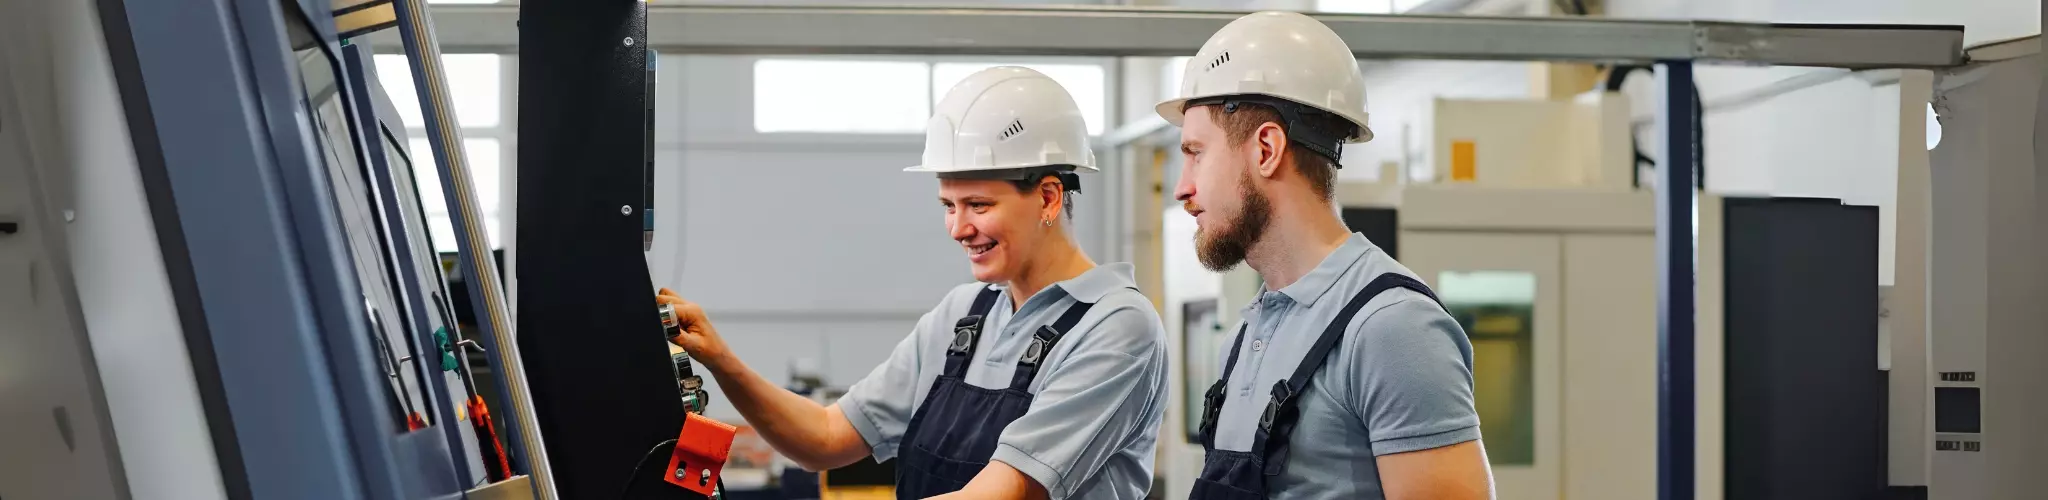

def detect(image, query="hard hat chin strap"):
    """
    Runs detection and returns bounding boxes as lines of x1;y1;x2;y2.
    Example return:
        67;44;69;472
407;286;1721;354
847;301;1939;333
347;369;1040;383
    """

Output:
1187;96;1348;166
1056;171;1083;194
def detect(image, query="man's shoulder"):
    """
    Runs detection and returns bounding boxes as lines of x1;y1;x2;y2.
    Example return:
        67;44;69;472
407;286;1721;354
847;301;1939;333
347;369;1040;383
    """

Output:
1332;254;1447;334
1315;262;1463;385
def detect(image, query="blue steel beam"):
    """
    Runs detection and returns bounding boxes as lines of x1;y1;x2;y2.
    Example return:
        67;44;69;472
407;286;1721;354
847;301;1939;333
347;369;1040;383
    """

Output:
1654;60;1698;500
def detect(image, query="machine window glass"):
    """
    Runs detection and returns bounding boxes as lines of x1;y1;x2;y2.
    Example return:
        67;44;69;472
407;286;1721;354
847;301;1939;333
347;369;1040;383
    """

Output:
931;62;1107;135
409;138;503;252
373;55;422;126
373;53;502;128
752;59;931;134
1439;270;1537;466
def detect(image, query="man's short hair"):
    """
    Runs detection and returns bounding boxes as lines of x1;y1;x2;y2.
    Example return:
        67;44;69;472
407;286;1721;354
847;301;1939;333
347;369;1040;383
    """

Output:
1211;102;1348;201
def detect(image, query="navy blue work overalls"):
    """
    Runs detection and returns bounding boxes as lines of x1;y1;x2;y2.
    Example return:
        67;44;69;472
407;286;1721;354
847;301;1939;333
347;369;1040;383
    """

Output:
894;286;1097;498
1189;274;1443;499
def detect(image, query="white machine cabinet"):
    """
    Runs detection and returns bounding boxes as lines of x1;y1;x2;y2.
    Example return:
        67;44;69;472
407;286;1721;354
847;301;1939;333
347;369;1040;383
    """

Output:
1386;186;1660;500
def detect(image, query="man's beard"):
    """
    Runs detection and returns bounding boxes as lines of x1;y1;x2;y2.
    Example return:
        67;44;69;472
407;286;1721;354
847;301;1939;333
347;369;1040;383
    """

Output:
1195;169;1272;272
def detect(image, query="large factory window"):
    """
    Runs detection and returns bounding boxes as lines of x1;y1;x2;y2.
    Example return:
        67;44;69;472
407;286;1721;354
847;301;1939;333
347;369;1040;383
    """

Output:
752;58;1109;136
752;59;931;134
375;53;511;252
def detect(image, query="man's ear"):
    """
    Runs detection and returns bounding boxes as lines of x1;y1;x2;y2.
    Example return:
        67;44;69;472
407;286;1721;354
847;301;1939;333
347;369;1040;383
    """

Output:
1253;121;1287;179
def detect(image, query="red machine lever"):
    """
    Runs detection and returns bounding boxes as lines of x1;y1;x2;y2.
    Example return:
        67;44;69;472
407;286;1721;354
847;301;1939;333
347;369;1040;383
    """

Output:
664;412;737;496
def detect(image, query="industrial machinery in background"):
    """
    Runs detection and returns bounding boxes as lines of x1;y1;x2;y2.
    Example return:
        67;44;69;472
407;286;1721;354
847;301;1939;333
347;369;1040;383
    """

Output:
1361;90;1892;499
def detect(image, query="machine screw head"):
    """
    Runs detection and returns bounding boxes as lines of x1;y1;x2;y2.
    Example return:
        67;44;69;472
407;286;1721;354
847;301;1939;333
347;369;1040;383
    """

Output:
621;205;634;215
624;37;635;46
675;468;687;478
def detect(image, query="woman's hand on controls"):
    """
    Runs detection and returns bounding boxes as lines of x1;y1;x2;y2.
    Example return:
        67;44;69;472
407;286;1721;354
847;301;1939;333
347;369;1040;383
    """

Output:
657;288;733;369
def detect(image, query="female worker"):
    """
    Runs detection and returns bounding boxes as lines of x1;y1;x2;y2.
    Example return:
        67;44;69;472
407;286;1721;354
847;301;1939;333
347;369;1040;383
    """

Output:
657;66;1169;500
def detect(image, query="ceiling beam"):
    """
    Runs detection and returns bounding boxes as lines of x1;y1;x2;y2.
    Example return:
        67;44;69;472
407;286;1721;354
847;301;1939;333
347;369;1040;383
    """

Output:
367;3;1964;68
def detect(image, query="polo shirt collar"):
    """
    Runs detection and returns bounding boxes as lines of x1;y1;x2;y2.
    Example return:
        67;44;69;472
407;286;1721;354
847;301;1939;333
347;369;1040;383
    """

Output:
1272;233;1373;308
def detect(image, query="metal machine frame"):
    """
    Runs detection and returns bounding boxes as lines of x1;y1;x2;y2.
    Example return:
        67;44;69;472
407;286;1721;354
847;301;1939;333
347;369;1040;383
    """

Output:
96;0;473;498
94;1;1969;499
506;1;706;498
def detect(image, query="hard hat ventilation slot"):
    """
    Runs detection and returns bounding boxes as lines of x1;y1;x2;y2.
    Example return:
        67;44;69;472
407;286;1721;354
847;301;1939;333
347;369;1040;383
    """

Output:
999;119;1026;141
1207;52;1232;70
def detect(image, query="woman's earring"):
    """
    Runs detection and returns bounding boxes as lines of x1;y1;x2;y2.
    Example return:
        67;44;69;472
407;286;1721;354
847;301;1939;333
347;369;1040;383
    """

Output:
1043;218;1053;228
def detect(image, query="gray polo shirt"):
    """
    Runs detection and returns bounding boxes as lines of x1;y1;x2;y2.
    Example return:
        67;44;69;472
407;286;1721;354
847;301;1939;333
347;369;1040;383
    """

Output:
1211;233;1479;499
839;263;1168;500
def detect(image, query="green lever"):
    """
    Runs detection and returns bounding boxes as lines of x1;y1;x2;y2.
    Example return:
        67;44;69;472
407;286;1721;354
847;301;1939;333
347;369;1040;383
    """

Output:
435;327;459;372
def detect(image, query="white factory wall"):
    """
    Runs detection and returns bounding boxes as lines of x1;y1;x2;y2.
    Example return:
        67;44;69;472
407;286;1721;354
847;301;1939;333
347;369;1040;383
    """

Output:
0;1;228;499
644;52;1127;422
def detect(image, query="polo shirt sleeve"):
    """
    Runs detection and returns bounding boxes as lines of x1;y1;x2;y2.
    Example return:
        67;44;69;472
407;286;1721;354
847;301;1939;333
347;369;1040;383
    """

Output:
992;302;1168;499
1346;294;1482;456
836;287;957;462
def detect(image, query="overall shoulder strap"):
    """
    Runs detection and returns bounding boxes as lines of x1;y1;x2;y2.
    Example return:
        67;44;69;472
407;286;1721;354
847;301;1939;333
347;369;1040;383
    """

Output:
1007;298;1100;390
943;286;1003;377
1256;273;1440;475
1283;273;1437;388
1198;324;1249;450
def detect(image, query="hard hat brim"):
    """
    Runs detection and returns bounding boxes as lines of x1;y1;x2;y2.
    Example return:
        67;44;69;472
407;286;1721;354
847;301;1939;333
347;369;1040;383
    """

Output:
903;162;1101;175
1155;93;1375;144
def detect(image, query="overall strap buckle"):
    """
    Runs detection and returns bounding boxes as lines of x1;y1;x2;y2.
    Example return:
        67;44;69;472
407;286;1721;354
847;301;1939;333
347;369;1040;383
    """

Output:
1258;380;1304;477
948;316;982;356
1008;297;1097;392
1019;326;1057;366
1258;380;1296;434
950;285;1003;358
1198;381;1227;445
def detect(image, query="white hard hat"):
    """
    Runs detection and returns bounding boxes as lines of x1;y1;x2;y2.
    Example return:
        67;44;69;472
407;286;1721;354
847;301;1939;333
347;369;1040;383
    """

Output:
906;66;1098;180
1156;11;1374;161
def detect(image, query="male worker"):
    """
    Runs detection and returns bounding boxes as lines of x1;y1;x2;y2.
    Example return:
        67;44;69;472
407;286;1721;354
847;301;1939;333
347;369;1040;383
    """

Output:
1160;11;1495;500
660;67;1169;499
